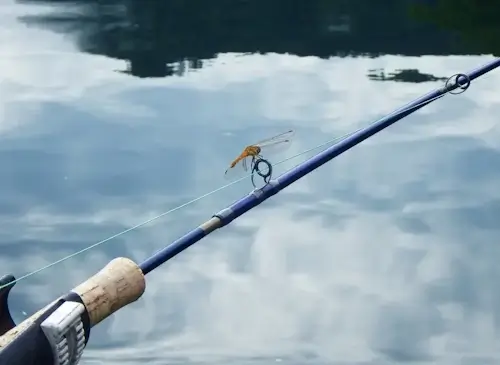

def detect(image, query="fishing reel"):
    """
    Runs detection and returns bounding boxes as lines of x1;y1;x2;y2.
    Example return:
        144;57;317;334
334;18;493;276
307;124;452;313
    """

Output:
0;257;145;365
0;274;16;337
250;156;273;189
0;273;87;365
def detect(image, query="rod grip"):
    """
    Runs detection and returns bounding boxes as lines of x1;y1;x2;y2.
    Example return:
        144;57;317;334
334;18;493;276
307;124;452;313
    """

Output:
72;257;146;326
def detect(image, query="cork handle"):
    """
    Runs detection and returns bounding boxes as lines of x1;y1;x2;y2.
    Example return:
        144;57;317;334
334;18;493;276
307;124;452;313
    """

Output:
72;257;146;326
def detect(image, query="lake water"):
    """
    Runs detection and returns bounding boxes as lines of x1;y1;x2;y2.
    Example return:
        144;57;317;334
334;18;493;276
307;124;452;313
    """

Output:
1;1;500;364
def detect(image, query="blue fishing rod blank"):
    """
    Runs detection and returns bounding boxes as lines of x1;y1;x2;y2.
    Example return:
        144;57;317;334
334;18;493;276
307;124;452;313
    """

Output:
140;58;500;275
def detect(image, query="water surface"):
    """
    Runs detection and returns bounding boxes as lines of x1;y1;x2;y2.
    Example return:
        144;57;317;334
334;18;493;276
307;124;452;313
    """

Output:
1;1;500;364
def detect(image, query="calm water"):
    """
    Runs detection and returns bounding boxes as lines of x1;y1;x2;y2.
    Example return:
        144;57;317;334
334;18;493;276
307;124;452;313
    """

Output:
1;1;500;364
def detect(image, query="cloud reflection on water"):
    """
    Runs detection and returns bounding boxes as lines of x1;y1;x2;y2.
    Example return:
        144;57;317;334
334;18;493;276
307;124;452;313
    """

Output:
1;2;500;364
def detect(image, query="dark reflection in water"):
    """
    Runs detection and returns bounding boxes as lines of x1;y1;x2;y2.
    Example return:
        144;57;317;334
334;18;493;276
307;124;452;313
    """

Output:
367;69;449;83
18;0;496;78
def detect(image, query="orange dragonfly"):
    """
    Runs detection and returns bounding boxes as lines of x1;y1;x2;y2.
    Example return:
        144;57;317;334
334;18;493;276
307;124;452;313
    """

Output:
224;129;295;179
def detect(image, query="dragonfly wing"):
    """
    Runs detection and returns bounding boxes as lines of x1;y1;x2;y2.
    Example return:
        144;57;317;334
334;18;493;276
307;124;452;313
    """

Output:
242;155;248;171
254;129;295;147
254;130;295;156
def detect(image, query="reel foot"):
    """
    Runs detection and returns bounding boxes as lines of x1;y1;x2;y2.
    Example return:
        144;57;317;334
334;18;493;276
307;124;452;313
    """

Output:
0;274;16;336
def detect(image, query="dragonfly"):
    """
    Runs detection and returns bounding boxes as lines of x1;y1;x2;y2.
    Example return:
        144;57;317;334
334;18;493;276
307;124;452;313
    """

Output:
224;129;295;180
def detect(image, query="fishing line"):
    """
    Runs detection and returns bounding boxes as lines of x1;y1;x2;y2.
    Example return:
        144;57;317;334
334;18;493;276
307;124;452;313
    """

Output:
0;73;470;290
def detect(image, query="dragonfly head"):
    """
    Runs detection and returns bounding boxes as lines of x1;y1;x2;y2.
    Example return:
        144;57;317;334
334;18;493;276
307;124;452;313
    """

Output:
251;146;261;155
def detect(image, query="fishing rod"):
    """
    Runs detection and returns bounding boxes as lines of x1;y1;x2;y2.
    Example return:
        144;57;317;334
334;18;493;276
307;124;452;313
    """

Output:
0;58;499;365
